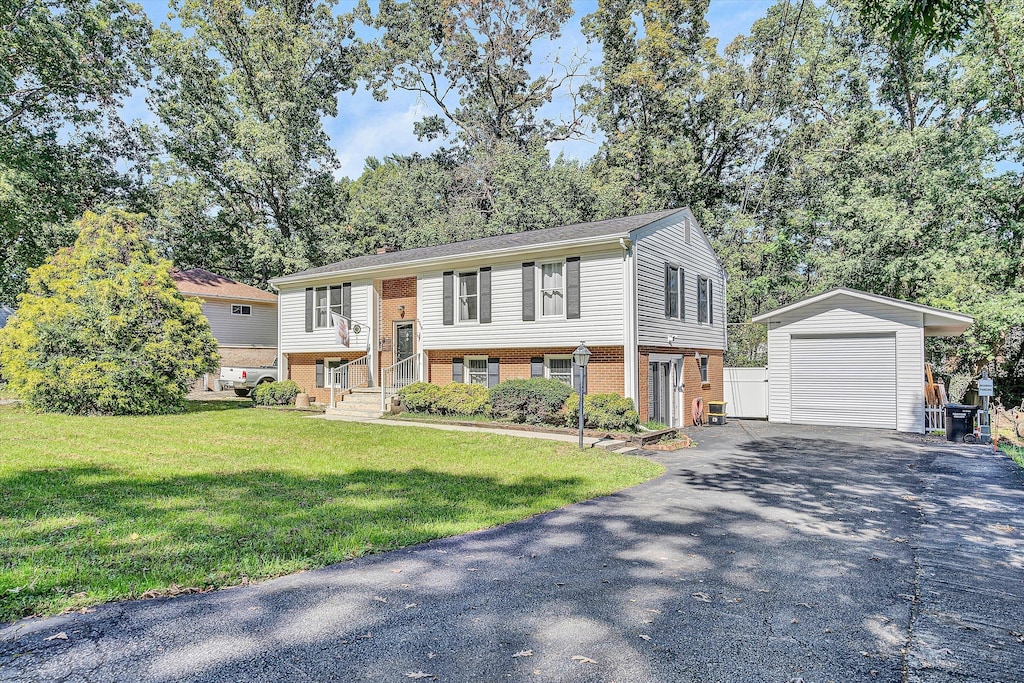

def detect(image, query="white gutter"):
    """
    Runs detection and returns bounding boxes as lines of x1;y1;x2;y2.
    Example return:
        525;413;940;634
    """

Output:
179;292;278;304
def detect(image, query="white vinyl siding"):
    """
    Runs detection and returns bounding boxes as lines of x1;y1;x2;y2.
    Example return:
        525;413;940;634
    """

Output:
789;335;897;429
764;293;926;433
635;211;726;349
418;248;624;349
278;280;373;353
200;300;277;347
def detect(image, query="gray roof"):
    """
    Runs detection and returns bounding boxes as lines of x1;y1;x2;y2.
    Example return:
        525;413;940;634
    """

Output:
274;208;686;283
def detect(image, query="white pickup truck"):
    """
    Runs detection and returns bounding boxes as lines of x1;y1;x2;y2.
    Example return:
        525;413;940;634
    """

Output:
219;359;279;397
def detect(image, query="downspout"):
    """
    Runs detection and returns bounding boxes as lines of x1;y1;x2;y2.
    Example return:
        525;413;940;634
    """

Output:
621;236;638;406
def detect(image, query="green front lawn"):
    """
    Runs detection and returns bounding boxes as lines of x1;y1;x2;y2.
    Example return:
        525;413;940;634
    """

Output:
0;401;662;621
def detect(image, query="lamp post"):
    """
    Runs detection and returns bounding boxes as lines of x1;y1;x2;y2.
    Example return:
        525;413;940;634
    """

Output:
573;341;591;449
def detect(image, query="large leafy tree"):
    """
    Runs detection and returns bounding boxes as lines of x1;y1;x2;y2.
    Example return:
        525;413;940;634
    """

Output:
0;209;219;414
0;0;151;304
148;0;356;284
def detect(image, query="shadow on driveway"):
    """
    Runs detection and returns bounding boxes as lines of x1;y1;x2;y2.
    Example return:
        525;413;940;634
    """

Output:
2;421;1022;683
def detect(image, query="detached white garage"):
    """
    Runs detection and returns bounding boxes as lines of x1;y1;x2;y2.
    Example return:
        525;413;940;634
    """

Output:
752;289;973;433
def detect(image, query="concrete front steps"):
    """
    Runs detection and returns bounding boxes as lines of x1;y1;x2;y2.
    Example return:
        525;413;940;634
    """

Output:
325;387;385;419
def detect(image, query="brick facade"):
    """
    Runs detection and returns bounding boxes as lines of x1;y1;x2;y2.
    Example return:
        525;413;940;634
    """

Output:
379;276;417;371
286;351;367;403
637;346;724;424
426;346;625;396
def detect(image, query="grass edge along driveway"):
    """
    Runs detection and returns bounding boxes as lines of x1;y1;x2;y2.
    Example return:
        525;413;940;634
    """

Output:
0;402;662;622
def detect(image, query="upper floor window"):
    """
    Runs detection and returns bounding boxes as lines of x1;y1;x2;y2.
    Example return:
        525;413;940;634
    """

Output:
698;276;713;324
231;304;252;316
315;287;330;328
458;272;478;322
540;261;564;317
665;265;683;320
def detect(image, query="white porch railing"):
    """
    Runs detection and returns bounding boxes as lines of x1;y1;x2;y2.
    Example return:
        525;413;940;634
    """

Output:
381;352;421;411
329;355;370;407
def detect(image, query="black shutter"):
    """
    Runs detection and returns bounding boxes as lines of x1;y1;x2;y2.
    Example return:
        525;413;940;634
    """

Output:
566;257;581;319
305;287;314;332
487;357;500;388
708;279;714;325
530;357;544;378
315;359;324;388
329;285;342;321
680;268;685;320
343;282;352;319
479;267;491;324
664;265;672;317
521;262;535;321
443;271;454;326
452;357;463;383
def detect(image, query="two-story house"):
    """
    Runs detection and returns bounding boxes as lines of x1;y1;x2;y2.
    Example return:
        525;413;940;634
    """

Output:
172;268;278;390
269;208;727;426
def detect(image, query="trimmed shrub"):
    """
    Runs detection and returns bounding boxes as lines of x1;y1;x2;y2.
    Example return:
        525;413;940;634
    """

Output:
489;378;573;424
435;383;489;415
251;380;300;406
398;382;441;413
566;393;640;432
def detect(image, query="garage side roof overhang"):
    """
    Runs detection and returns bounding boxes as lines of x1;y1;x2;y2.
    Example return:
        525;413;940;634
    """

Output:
751;287;974;337
269;208;686;287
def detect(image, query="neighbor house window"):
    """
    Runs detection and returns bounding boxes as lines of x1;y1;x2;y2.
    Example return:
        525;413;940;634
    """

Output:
465;356;488;385
698;276;712;324
545;355;574;388
700;355;709;383
458;272;478;322
231;304;252;316
665;265;683;319
540;261;564;317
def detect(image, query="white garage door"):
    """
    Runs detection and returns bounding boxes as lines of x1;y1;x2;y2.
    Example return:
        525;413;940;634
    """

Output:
790;334;897;429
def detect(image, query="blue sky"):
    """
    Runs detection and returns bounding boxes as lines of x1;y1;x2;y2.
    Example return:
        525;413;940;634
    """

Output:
129;0;775;179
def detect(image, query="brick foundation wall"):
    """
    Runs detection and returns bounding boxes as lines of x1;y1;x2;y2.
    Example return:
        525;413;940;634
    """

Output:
379;277;417;371
286;351;368;403
637;346;724;424
426;346;625;396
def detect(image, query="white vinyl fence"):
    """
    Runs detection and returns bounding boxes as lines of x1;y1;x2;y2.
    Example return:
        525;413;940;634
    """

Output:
723;367;769;419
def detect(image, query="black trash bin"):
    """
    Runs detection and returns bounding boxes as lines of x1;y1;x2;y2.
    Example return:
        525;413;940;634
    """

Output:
944;404;980;442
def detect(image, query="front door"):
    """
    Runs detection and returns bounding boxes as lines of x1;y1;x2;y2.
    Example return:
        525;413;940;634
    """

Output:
395;322;415;363
649;361;671;426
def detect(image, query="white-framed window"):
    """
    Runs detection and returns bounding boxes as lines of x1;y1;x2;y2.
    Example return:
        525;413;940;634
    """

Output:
539;261;565;317
458;272;478;322
697;276;712;324
665;264;683;320
465;356;488;385
231;304;252;316
313;285;345;329
545;355;575;388
700;355;709;383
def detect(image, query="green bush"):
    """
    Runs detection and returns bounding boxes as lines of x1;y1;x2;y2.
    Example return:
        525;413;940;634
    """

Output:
0;209;219;415
489;378;573;424
251;380;300;406
398;382;441;413
435;382;490;415
566;393;640;432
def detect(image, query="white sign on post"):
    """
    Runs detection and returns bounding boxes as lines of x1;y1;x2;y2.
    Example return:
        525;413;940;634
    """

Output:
978;378;994;397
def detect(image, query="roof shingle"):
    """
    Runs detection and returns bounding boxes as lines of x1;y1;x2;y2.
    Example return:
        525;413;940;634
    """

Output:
171;269;277;303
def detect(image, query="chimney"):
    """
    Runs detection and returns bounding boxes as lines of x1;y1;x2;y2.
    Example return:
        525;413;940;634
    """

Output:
376;246;395;254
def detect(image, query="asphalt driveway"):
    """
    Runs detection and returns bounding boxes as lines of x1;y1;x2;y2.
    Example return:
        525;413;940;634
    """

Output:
2;421;1023;682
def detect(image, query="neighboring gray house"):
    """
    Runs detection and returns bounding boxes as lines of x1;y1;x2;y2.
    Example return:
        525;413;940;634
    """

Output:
753;288;973;433
172;269;278;389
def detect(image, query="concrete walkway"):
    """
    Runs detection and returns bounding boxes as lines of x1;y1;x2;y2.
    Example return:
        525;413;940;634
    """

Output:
317;413;628;449
2;421;1022;682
